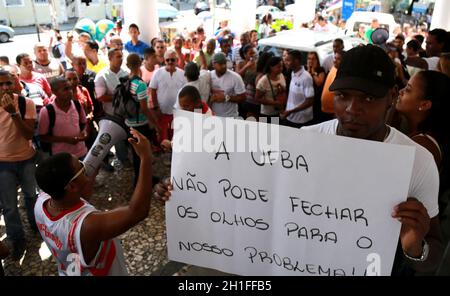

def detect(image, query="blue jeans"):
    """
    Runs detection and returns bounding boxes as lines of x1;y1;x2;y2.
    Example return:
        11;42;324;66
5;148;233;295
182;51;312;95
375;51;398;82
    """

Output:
0;155;38;242
114;140;129;164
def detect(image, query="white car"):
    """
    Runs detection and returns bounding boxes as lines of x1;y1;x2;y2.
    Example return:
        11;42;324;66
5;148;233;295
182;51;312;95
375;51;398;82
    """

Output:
257;28;366;66
256;5;290;20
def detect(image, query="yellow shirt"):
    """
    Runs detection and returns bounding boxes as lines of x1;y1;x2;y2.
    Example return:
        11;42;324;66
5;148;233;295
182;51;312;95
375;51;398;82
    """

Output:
87;57;109;74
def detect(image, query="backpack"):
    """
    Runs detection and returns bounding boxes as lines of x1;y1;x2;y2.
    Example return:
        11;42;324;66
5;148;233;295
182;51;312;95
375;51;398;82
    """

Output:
52;44;62;59
112;76;141;121
18;96;26;119
41;101;84;155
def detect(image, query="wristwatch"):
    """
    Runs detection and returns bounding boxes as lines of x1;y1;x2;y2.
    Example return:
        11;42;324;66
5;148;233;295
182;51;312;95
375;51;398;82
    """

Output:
225;95;231;102
403;240;430;262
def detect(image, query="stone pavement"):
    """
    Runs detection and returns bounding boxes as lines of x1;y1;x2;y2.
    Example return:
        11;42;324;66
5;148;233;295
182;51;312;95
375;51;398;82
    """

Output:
0;152;190;276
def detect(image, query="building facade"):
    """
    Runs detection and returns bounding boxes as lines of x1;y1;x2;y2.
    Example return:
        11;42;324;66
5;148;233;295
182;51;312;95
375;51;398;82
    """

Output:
0;0;170;27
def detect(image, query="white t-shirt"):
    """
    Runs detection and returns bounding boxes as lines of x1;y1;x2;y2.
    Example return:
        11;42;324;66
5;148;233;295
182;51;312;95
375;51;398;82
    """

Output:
188;70;211;103
174;71;211;110
322;53;334;73
150;67;187;115
94;68;129;115
256;74;286;116
286;67;315;124
302;119;439;218
313;23;332;32
210;69;246;118
424;57;439;71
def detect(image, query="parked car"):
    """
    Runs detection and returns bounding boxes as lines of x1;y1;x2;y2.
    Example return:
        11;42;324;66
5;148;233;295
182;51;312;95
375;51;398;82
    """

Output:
257;29;366;65
256;5;290;21
0;25;14;43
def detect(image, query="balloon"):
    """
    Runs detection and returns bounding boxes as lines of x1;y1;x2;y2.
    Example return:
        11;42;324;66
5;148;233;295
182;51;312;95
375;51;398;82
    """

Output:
95;19;115;42
74;18;96;39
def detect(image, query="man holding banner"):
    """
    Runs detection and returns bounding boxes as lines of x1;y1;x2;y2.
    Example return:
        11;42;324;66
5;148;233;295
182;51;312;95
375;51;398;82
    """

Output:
302;44;443;275
155;45;443;276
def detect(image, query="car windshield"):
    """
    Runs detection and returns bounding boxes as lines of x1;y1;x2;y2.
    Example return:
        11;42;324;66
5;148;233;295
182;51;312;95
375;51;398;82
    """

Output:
353;21;390;33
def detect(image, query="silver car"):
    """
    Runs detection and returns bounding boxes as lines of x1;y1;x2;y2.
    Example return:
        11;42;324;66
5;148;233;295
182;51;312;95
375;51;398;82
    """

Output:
0;25;14;43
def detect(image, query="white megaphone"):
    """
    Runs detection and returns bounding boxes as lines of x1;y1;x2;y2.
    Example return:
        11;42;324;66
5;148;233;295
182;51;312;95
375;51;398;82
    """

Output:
83;115;128;177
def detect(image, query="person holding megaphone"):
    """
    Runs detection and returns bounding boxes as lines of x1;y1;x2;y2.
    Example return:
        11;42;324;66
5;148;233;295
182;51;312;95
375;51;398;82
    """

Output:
34;128;152;276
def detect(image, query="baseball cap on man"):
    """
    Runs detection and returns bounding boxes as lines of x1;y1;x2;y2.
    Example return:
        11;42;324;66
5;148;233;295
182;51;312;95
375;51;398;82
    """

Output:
329;45;395;97
212;52;227;64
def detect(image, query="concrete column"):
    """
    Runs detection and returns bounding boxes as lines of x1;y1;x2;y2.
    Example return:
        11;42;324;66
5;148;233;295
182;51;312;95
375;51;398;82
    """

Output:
49;0;59;29
293;0;316;29
230;0;257;37
123;0;159;44
58;0;68;23
430;0;450;31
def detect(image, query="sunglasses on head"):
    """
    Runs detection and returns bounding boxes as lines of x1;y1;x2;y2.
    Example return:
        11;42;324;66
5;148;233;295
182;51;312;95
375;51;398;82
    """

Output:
166;58;176;63
65;160;86;189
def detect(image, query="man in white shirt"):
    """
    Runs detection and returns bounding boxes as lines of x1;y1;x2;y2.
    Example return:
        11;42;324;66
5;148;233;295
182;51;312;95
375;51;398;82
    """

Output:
303;45;443;276
150;50;187;141
209;53;246;118
313;16;332;32
94;49;130;166
281;50;315;128
424;28;448;71
182;62;210;104
94;49;128;117
321;38;344;73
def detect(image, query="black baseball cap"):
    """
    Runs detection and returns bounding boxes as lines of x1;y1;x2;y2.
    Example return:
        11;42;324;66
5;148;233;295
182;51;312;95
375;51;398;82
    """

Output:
329;45;396;98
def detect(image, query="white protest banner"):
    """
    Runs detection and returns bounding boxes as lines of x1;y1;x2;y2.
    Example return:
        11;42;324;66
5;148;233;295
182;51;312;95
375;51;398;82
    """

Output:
166;110;416;276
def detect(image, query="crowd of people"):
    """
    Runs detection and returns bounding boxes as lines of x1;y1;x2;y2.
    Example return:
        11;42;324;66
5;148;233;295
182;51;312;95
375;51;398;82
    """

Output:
1;13;450;276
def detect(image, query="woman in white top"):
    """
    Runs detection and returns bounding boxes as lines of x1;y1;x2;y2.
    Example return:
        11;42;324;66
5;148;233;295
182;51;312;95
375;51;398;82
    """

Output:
255;56;286;119
258;13;273;39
